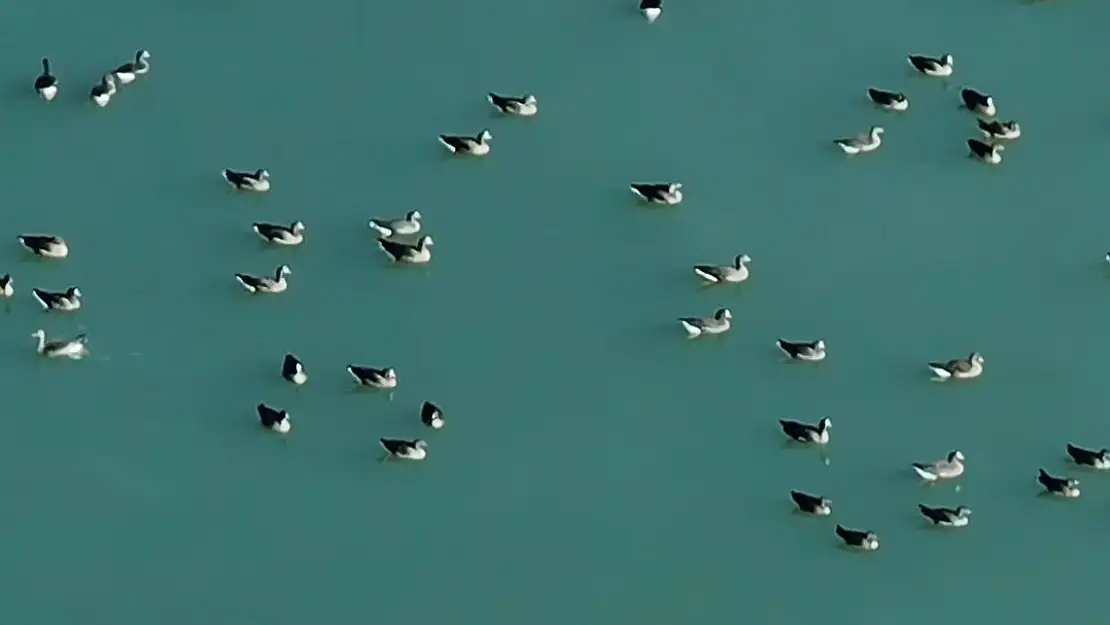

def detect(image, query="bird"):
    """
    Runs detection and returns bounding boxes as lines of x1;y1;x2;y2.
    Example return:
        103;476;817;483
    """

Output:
967;139;1004;164
867;88;908;111
918;504;972;527
779;417;831;445
31;329;87;359
639;0;662;22
678;308;732;338
438;130;492;155
790;490;832;516
235;265;291;294
776;339;827;362
0;274;13;297
222;168;271;192
487;93;538;116
908;53;954;77
380;438;428;461
912;450;965;481
693;254;751;284
113;49;151;84
281;354;307;385
378;235;433;264
17;234;68;258
835;126;884;155
977;119;1021;141
34;57;58;101
1066;443;1110;469
257;403;291;434
835;525;879;551
421;401;445;429
368;210;422;238
252;221;305;245
928;352;984;380
960;87;996;116
1038;468;1080;498
32;286;82;312
630;183;683;205
347;365;398;389
89;73;116;107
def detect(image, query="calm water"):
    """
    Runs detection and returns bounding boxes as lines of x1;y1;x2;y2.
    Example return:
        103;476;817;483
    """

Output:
2;0;1110;622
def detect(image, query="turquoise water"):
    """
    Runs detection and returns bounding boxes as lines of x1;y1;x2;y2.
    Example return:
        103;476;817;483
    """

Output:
3;0;1110;622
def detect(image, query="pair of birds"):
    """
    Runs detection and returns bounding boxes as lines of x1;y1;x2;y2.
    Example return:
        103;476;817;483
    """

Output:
368;210;434;264
1032;443;1110;499
32;50;150;104
278;354;404;396
791;490;972;528
435;91;539;156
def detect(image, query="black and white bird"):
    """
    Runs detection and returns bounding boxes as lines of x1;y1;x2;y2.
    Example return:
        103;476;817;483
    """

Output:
960;87;996;117
678;308;732;338
928;352;984;380
31;329;88;359
438;130;492;155
967;138;1004;164
639;0;662;22
835;525;879;551
908;53;953;77
630;182;683;205
380;438;428;461
347;365;398;389
1066;443;1110;470
779;417;831;445
379;235;433;264
0;274;13;298
867;88;908;111
776;339;827;362
34;57;58;101
693;254;751;284
222;168;271;192
790;490;832;516
368;210;422;238
257;403;291;434
281;354;307;385
89;73;116;107
1038;468;1080;498
17;234;68;259
421;401;445;429
918;504;971;527
912;450;965;481
977;118;1021;141
113;49;151;84
252;221;305;245
234;265;291;294
487;93;538;116
834;126;884;155
32;286;82;311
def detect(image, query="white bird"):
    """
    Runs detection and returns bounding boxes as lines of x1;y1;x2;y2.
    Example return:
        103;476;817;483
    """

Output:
222;168;270;192
235;265;291;294
281;354;308;385
693;254;751;284
678;308;732;338
834;126;884;155
252;221;305;245
488;93;538;116
421;401;445;429
438;130;492;155
867;88;908;111
630;182;683;205
908;53;953;77
928;352;984;380
113;49;151;84
257;403;291;434
967;139;1004;164
380;438;428;461
640;0;662;22
17;234;68;259
31;329;88;359
368;210;422;238
89;73;116;107
34;57;58;101
32;286;82;311
912;450;965;481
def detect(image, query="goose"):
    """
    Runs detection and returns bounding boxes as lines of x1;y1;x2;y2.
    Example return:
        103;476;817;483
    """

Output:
693;254;751;284
978;119;1021;140
640;0;662;21
1038;468;1080;498
380;438;428;461
918;504;972;527
908;53;953;77
438;130;492;155
31;329;88;359
834;126;884;155
89;73;116;107
960;87;996;116
252;221;305;245
1066;443;1110;470
421;401;445;429
776;339;827;362
912;450;965;481
347;365;398;389
835;525;879;551
928;352;984;380
34;57;58;101
487;93;538;116
867;88;908;111
378;235;433;264
368;210;422;238
678;307;732;338
17;234;68;258
235;265;291;294
113;49;151;84
257;403;291;434
630;182;683;205
0;274;13;297
790;490;832;516
32;286;82;311
222;168;270;192
967;139;1004;164
780;417;831;445
281;354;307;385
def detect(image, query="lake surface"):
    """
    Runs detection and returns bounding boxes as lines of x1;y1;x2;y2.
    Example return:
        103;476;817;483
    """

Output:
2;0;1109;622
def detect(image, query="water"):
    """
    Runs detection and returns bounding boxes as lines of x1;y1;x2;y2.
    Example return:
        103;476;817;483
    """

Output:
1;0;1109;622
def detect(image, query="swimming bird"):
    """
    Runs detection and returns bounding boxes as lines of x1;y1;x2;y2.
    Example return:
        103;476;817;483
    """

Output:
776;339;827;362
1066;443;1110;469
678;308;732;338
960;87;996;116
89;73;116;107
967;139;1004;164
0;275;13;298
235;265;291;294
835;525;879;551
630;182;683;205
378;235;433;264
488;93;538;116
34;58;58;101
31;329;87;359
908;53;954;77
779;417;831;445
438;130;492;155
257;403;291;434
790;490;832;516
867;88;908;111
421;401;445;429
834;126;884;155
222;168;270;192
281;354;307;385
928;352;984;380
252;221;305;245
32;286;82;312
1038;468;1080;498
640;0;662;21
368;210;422;238
380;438;428;461
912;450;965;481
17;234;68;259
918;504;972;527
347;365;398;389
113;49;151;84
978;119;1021;140
693;254;751;284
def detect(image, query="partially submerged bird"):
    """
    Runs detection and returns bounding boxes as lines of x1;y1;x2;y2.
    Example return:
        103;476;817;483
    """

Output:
347;365;398;389
257;403;291;434
34;57;58;101
967;139;1004;164
835;525;879;551
960;87;996;117
31;329;87;359
779;417;831;445
17;234;68;259
252;221;305;245
918;504;972;527
89;74;116;107
908;53;954;77
438;130;492;155
790;490;832;516
834;126;884;155
912;450;965;481
379;235;433;264
368;210;422;238
32;286;82;312
487;93;538;116
0;274;13;297
1038;468;1080;498
281;354;308;385
640;0;662;22
693;254;751;284
380;438;428;461
776;339;827;362
113;49;151;84
235;264;291;294
421;401;445;429
978;118;1021;140
928;352;984;380
1066;443;1110;469
222;168;270;192
867;88;908;111
678;307;732;338
630;182;683;205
